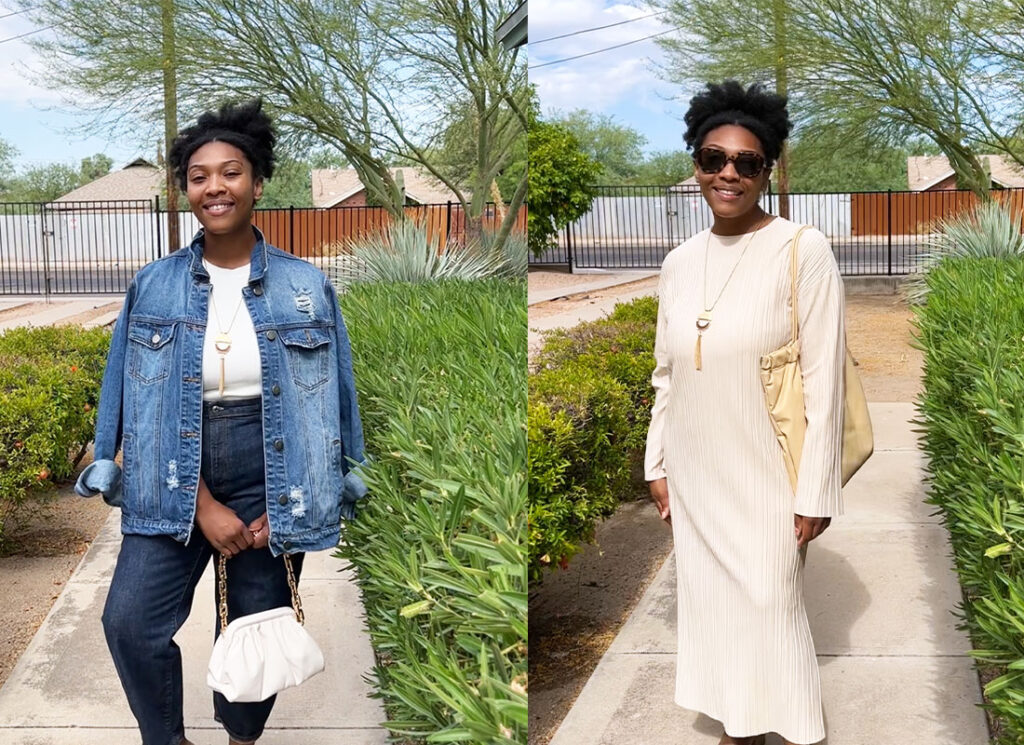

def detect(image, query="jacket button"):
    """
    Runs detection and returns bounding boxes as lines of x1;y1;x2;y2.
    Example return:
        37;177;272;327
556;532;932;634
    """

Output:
253;285;263;296
278;493;288;505
151;333;161;344
271;384;281;395
283;540;293;550
273;438;284;451
267;330;277;341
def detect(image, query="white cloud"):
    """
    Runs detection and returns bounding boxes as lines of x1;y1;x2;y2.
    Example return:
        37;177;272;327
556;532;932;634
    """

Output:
0;16;64;106
528;0;678;115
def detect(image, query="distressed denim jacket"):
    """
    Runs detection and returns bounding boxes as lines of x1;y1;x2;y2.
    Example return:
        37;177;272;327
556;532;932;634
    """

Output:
75;228;368;555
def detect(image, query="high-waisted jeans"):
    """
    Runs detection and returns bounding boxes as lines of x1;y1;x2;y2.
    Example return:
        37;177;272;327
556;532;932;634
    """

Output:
102;397;306;745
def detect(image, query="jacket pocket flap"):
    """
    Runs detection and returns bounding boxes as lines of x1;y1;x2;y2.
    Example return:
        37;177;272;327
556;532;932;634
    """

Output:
279;327;331;350
128;321;176;349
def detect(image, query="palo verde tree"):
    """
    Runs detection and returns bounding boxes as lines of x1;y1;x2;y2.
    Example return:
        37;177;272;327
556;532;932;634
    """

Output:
656;0;1013;197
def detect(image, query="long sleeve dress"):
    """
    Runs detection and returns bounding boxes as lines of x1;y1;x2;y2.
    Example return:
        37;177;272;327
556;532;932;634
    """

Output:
644;216;845;744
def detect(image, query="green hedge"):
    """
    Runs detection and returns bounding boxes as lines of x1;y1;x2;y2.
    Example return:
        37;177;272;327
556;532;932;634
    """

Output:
527;296;658;583
916;257;1024;739
0;325;110;547
337;280;526;744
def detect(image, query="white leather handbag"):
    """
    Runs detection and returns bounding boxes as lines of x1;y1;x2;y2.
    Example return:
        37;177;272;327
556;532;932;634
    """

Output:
207;554;325;703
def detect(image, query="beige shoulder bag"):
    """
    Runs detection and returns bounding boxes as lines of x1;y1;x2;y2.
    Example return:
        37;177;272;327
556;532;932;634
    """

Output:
759;226;874;491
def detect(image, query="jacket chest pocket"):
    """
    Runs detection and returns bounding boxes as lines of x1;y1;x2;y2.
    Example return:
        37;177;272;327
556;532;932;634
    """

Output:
280;326;331;390
127;321;176;384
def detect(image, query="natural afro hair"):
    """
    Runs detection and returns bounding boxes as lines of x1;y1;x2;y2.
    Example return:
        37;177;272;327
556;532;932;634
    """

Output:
683;81;791;167
168;99;276;191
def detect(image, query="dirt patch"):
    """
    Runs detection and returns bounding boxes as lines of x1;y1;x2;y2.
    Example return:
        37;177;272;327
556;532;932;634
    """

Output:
0;301;51;323
527;288;922;745
0;483;112;689
57;301;122;328
528;275;659;320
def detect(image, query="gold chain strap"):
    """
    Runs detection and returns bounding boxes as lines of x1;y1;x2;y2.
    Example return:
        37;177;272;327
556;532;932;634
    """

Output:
217;553;304;634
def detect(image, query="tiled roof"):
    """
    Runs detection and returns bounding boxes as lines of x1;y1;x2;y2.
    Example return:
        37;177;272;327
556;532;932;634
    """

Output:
907;154;1024;190
52;159;164;204
311;167;462;207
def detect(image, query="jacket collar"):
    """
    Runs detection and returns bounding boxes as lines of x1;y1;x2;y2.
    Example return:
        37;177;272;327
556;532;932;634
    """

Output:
187;226;270;284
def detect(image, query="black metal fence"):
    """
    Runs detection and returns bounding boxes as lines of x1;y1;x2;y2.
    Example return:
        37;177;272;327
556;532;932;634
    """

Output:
0;198;526;296
530;185;1024;275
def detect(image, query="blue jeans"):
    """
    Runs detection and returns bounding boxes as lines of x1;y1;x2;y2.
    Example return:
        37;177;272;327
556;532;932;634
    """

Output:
102;398;306;745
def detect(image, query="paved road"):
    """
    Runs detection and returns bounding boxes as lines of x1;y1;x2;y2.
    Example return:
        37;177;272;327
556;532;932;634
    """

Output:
532;238;930;275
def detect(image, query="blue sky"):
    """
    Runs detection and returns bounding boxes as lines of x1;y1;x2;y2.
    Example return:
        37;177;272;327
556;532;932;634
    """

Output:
0;9;152;171
528;0;695;156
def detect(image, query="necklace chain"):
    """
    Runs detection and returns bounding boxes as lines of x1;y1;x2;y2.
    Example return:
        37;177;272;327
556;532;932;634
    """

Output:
702;214;769;313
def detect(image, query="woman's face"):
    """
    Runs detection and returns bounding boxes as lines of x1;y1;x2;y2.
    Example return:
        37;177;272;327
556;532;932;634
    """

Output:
694;124;770;220
185;140;262;235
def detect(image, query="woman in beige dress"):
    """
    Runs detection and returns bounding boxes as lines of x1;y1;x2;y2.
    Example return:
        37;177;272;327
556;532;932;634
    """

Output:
645;81;845;745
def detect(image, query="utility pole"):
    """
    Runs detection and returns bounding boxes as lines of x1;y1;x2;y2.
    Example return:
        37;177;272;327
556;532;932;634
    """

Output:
773;0;791;220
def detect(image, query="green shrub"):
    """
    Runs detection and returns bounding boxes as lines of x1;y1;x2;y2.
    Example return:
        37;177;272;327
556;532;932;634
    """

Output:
337;279;526;744
916;257;1024;738
0;325;110;546
527;296;658;582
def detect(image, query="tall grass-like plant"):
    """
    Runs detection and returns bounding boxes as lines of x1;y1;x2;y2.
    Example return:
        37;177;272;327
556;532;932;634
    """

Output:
916;257;1024;739
905;202;1024;304
337;279;526;743
327;218;507;287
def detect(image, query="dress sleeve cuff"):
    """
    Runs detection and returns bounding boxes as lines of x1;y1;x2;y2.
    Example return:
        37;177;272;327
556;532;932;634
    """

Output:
74;459;123;507
645;466;668;482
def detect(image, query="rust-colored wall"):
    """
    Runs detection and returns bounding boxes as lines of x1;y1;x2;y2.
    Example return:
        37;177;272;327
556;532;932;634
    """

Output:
251;203;527;257
849;190;1024;236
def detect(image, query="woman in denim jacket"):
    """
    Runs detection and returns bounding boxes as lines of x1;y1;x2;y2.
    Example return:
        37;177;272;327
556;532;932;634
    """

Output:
74;100;367;745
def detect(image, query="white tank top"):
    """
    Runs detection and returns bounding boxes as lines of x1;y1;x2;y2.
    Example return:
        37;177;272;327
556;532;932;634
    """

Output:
202;260;262;401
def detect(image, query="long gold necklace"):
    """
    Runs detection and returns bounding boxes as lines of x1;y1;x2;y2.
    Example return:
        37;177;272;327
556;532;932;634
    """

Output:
209;289;246;395
695;215;769;370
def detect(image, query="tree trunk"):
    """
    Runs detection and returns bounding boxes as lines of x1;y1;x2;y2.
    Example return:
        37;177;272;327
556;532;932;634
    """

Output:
162;0;180;251
773;0;791;220
491;176;527;256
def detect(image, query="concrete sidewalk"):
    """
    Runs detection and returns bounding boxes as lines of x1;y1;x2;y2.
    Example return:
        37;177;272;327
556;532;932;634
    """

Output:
548;403;988;745
0;511;388;744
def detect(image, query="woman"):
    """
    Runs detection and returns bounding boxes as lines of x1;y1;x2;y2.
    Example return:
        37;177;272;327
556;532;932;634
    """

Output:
75;99;367;745
645;81;844;745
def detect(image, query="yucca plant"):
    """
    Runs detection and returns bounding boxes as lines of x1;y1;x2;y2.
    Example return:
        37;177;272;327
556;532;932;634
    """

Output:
904;201;1024;304
326;218;507;287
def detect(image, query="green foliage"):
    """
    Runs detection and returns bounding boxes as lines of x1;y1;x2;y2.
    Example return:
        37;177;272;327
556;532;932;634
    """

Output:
549;109;647;185
0;325;110;547
336;279;526;744
786;134;909;193
528;296;659;582
3;162;81;203
629;149;694;186
0;137;17;198
527;118;602;257
78;153;113;184
256;157;314;208
915;257;1024;739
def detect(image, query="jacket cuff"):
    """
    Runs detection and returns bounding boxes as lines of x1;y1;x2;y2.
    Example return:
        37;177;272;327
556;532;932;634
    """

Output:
340;462;369;520
74;459;123;507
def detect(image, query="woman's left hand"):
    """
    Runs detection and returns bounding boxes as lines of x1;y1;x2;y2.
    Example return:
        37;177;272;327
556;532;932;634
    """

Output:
248;512;270;550
794;514;831;549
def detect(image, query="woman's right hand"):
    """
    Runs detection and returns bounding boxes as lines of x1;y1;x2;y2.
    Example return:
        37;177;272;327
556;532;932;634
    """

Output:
648;478;671;526
195;479;254;557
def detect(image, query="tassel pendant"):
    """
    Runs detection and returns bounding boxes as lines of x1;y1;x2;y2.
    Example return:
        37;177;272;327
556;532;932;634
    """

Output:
695;311;711;371
214;333;231;396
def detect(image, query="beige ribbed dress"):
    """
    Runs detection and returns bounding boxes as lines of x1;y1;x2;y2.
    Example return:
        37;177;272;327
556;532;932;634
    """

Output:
644;217;845;744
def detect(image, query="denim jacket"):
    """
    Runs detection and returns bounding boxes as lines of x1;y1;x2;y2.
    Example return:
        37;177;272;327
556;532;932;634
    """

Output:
75;228;368;555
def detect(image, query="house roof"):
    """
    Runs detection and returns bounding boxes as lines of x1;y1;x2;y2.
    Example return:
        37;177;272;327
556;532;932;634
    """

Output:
311;167;461;208
496;0;527;50
52;159;164;204
907;154;1024;190
668;175;699;191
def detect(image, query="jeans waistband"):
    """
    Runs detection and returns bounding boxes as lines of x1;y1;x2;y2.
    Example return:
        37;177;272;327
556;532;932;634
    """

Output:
203;396;262;420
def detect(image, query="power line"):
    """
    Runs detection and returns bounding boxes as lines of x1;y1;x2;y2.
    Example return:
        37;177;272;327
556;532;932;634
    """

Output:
0;7;33;20
0;23;52;44
528;26;681;69
531;10;668;45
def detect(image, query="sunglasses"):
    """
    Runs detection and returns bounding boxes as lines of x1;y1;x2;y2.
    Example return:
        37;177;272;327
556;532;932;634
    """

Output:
693;147;767;178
